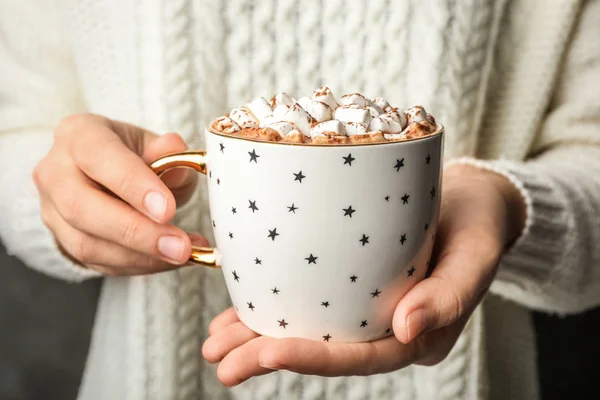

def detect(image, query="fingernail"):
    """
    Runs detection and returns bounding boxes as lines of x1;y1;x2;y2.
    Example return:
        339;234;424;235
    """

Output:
158;236;184;263
406;309;428;342
259;362;288;370
144;191;167;221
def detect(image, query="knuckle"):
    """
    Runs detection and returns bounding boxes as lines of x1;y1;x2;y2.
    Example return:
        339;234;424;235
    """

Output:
120;217;142;248
70;233;92;264
56;113;103;137
118;171;138;202
58;191;82;226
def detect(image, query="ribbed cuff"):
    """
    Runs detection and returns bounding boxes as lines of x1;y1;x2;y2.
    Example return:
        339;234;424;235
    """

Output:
445;157;569;311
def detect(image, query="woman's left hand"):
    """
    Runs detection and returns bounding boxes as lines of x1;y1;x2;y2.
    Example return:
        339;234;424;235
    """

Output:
202;163;526;387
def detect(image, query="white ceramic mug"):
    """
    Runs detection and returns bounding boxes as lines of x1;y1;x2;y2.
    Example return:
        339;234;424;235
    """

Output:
151;125;444;342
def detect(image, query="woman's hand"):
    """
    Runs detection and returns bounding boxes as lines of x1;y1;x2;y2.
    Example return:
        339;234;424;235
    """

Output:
33;113;206;275
202;163;526;387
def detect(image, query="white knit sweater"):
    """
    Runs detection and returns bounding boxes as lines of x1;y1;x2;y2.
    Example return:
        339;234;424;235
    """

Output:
1;0;599;399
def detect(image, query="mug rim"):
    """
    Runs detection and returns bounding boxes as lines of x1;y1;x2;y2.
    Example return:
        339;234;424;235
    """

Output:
206;123;444;148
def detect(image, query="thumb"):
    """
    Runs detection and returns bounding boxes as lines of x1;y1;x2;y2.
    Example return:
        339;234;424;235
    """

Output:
392;230;501;344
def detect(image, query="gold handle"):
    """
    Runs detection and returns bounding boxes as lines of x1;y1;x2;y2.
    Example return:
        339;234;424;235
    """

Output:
150;151;220;268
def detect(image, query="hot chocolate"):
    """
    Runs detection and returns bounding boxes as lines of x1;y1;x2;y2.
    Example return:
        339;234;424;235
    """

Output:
211;87;438;145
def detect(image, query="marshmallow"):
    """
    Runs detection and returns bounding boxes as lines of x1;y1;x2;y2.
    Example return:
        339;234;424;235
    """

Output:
264;121;296;138
229;107;259;128
310;120;346;137
366;105;382;118
369;114;404;134
297;96;333;123
343;122;368;135
383;133;407;141
272;104;290;120
385;108;408;127
405;106;430;124
283;103;314;136
246;97;273;124
213;116;241;134
269;92;295;108
372;97;391;112
311;86;338;110
334;105;372;125
339;93;370;108
283;129;307;144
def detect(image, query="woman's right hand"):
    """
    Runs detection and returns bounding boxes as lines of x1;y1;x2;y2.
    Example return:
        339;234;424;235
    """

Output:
33;113;207;275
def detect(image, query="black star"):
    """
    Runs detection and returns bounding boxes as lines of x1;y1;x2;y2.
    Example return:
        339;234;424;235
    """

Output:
254;257;262;265
209;170;212;178
424;223;429;231
228;232;234;239
287;203;298;213
271;287;280;295
216;178;220;185
321;301;330;308
350;275;358;283
323;334;332;342
359;234;369;246
305;254;318;264
360;320;368;328
293;171;306;183
385;195;390;202
248;149;260;163
248;200;259;213
267;228;280;241
394;158;405;171
231;207;237;214
400;234;407;245
401;194;409;204
426;154;431;164
407;266;416;277
430;186;436;199
232;271;240;282
247;302;255;311
343;153;355;166
219;143;225;153
278;319;288;328
212;220;216;227
371;288;382;298
343;206;356;218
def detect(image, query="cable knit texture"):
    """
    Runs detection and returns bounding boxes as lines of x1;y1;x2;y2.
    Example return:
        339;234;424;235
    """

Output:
1;1;599;400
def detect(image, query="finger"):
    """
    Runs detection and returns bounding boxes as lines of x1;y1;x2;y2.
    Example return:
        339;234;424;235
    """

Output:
258;336;416;376
68;119;177;223
393;225;501;344
45;168;197;264
208;307;240;336
43;206;178;275
202;321;260;363
217;336;275;387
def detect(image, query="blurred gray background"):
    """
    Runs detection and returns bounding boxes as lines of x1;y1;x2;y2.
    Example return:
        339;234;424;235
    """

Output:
0;242;100;400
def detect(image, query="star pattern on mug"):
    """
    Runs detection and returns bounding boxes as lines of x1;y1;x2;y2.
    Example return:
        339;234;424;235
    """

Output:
248;200;259;213
305;254;318;264
267;228;280;241
248;149;260;163
343;153;355;166
293;171;306;183
359;234;369;246
212;139;441;341
343;206;356;218
394;158;405;171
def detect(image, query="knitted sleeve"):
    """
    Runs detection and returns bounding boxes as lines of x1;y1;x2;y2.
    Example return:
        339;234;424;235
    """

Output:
0;1;102;281
455;0;600;314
